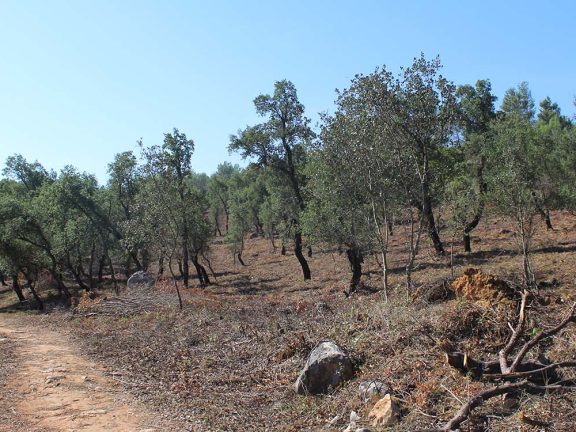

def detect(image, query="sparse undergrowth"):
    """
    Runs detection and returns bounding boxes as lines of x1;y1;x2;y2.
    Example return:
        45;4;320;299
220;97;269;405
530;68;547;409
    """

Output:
4;212;576;431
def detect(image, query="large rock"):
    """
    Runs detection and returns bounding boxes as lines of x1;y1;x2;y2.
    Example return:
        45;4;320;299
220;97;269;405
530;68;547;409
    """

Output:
294;340;354;395
127;271;155;289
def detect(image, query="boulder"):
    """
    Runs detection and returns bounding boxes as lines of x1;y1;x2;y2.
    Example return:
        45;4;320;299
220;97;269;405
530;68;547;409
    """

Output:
127;271;155;289
294;340;354;395
359;380;391;403
368;394;399;427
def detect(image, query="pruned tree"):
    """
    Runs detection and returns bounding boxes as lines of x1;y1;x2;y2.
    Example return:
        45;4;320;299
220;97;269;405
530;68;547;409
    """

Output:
230;80;314;280
486;114;540;288
138;129;212;287
450;79;496;252
207;163;239;236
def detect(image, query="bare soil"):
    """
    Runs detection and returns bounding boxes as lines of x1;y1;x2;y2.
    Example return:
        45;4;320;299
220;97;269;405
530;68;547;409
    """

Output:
0;314;175;432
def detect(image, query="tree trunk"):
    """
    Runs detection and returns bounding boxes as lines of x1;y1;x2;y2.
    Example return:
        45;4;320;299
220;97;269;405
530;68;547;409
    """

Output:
463;157;487;253
53;272;70;298
191;255;209;287
168;256;183;311
346;247;363;293
181;241;190;288
281;245;286;255
294;231;311;280
423;196;444;255
97;254;106;283
536;207;553;230
307;245;313;258
66;253;90;292
130;251;143;271
200;265;210;285
73;268;90;292
0;272;7;286
125;254;132;278
544;211;553;230
157;253;165;277
532;191;553;230
25;279;43;310
11;275;26;303
141;248;150;272
107;253;119;295
88;242;96;291
214;210;222;237
463;232;472;253
420;155;444;255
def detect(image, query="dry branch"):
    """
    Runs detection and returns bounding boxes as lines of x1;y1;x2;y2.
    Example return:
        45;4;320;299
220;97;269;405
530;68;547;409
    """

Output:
499;290;528;374
509;301;576;373
441;296;576;431
441;380;529;431
441;379;576;431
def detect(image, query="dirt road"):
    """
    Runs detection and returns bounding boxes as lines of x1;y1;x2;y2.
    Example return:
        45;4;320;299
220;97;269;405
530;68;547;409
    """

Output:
0;314;171;432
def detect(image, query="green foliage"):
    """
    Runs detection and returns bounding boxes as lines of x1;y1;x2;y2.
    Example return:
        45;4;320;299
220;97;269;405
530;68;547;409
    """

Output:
501;81;535;121
2;57;576;295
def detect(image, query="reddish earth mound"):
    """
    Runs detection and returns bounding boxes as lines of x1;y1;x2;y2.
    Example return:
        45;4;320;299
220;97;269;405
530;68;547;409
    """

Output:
450;268;515;303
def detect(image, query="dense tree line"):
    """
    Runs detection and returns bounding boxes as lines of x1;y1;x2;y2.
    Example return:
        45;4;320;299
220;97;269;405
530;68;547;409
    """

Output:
1;54;575;306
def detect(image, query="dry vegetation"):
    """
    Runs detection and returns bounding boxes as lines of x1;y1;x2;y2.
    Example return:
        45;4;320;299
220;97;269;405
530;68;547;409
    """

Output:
3;211;576;431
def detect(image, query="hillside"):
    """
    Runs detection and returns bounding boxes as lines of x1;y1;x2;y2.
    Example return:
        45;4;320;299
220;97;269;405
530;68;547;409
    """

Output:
1;211;576;431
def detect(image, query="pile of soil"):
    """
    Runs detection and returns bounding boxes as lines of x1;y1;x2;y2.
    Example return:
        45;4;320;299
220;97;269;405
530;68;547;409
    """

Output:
450;268;515;303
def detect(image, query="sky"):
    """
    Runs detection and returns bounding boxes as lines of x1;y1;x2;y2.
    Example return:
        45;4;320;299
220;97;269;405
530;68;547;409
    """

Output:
1;0;575;184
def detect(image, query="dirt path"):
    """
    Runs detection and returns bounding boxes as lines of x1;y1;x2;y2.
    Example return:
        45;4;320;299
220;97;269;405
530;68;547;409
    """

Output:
0;315;171;432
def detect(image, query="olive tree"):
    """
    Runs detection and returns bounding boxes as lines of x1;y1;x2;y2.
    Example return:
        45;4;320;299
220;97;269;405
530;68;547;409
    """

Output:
230;80;313;280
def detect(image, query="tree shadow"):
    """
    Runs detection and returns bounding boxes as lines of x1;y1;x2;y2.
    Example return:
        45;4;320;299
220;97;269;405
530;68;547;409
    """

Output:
210;275;283;295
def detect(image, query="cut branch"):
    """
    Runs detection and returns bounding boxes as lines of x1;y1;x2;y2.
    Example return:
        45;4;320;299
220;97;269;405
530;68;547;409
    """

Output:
499;290;529;374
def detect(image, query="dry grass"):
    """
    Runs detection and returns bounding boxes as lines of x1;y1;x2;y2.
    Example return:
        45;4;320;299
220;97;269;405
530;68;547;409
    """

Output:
2;211;576;430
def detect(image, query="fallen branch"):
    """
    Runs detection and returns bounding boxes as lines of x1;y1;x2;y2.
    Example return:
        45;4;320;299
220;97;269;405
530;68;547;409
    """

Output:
440;296;576;430
509;301;576;373
441;380;529;431
499;290;529;374
483;361;576;382
441;380;576;431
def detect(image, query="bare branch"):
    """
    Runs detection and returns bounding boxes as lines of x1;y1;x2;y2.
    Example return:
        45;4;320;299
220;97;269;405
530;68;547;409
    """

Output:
499;290;529;373
441;380;529;431
441;379;576;431
483;361;576;381
509;302;576;372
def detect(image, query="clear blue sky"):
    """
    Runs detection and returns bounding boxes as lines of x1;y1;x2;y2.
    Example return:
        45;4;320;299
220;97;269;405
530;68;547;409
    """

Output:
1;0;575;184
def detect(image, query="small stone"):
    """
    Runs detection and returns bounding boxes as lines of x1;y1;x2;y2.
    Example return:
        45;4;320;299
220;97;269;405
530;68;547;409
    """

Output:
342;411;360;432
45;375;64;384
359;380;391;402
83;409;108;416
368;394;399;427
